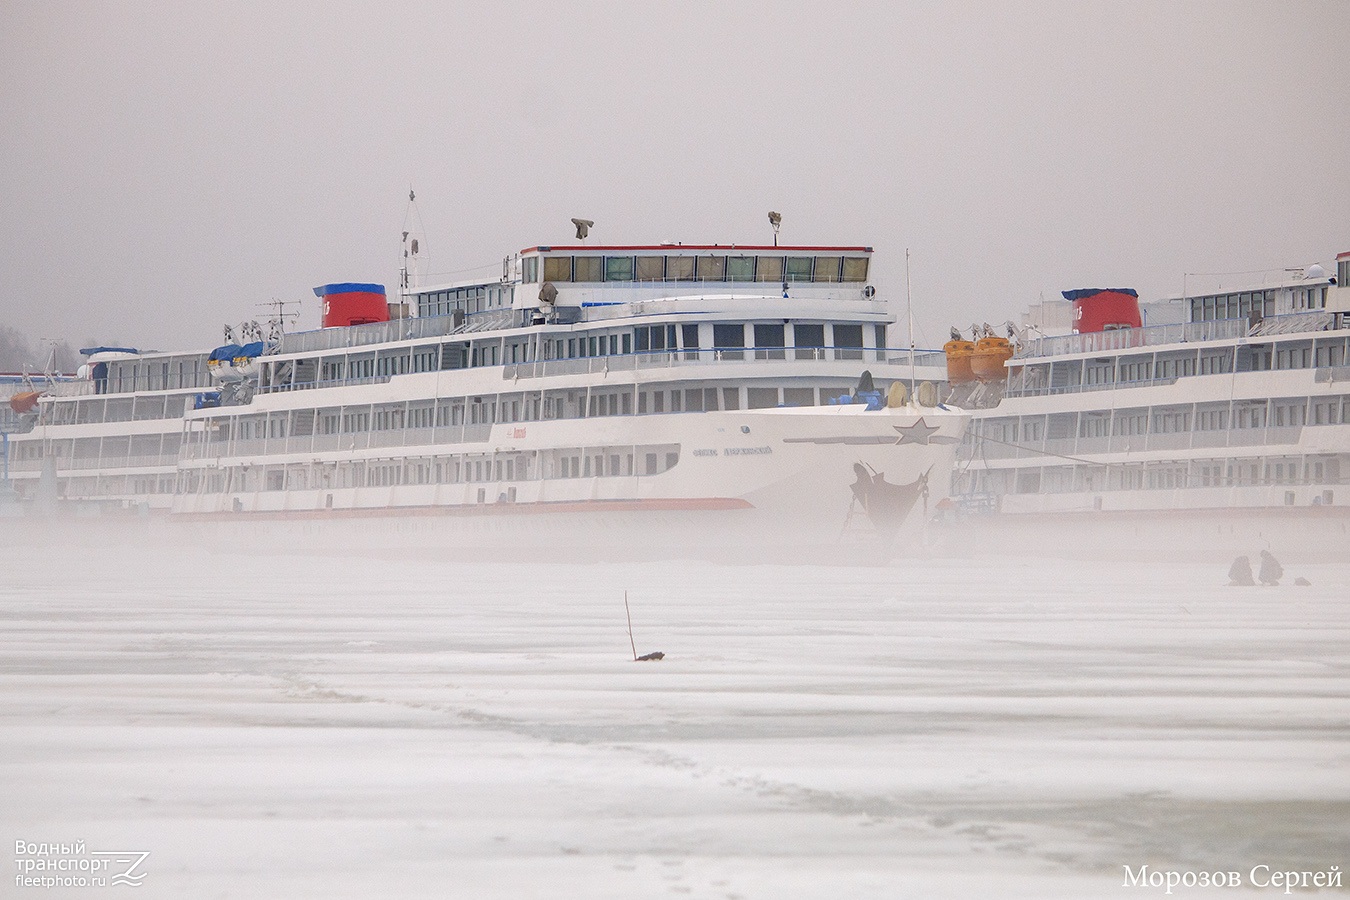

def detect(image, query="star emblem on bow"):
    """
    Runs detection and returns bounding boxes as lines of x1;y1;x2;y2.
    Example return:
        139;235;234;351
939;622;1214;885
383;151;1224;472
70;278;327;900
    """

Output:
892;417;940;445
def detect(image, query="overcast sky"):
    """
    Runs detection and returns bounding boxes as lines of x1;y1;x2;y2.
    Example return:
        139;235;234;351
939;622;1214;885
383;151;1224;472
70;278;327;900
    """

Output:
3;1;1347;352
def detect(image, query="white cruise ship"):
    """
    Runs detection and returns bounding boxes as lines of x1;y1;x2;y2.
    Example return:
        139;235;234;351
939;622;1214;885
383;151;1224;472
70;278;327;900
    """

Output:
2;237;967;548
950;250;1350;538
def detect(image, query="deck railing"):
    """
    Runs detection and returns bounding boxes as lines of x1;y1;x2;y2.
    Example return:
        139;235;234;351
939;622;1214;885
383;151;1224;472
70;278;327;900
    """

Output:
502;345;901;380
961;424;1309;461
276;309;521;354
179;423;496;461
257;374;393;395
3;452;181;474
1015;319;1249;359
1005;375;1183;398
1015;311;1344;360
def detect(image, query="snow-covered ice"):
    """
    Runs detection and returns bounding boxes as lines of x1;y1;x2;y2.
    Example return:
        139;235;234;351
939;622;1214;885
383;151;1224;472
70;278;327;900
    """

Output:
2;531;1347;898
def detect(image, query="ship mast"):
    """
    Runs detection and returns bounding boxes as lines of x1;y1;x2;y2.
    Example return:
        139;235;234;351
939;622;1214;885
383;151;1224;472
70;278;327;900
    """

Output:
400;188;427;307
906;248;916;403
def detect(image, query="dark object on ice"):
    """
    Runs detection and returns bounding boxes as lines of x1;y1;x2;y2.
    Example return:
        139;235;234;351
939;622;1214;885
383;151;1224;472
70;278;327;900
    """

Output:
635;651;664;661
1294;577;1311;586
1227;556;1255;586
1258;550;1283;586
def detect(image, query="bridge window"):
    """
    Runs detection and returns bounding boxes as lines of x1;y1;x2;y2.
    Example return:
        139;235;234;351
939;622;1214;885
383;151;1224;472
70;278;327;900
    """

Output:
604;256;634;281
727;256;755;281
786;257;813;281
635;256;664;281
842;257;869;282
667;256;696;280
573;257;602;282
696;256;725;281
755;256;784;282
543;256;572;282
812;257;841;282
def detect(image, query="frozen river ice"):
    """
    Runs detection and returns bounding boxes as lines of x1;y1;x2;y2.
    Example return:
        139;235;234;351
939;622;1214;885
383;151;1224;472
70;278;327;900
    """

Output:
2;531;1347;898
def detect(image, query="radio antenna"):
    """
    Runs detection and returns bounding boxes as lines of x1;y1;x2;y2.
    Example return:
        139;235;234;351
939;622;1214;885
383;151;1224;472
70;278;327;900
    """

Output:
401;188;427;305
906;248;916;401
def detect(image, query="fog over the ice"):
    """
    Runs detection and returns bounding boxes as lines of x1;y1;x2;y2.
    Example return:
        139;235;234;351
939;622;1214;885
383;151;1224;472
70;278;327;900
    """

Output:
2;1;1348;352
4;520;1347;898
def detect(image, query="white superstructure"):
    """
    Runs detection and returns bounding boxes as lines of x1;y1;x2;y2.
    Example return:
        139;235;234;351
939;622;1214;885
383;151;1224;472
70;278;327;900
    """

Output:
4;241;967;546
954;252;1350;522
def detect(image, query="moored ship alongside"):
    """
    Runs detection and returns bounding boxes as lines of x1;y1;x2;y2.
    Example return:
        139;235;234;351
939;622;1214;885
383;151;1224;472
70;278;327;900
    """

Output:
947;250;1350;553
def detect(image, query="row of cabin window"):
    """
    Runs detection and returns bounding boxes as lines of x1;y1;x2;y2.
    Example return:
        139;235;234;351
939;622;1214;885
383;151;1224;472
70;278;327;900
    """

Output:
25;474;177;499
554;323;881;359
1193;458;1340;487
293;324;1341;394
228;401;520;440
1292;286;1331;310
167;451;1350;501
966;456;1347;496
637;385;850;414
524;254;869;284
528;322;883;363
1080;352;1233;385
99;357;209;393
215;380;860;444
979;396;1350;445
36;433;183;461
1189;291;1277;322
1025;338;1350;393
632;322;883;354
48;392;196;426
293;322;886;384
1189;286;1331;322
1250;341;1348;370
418;285;510;318
183;446;682;494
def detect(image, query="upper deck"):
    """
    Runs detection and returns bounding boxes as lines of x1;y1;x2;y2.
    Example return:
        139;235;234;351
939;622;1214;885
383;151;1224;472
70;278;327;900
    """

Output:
519;244;871;286
411;244;875;321
1015;264;1345;362
275;245;884;360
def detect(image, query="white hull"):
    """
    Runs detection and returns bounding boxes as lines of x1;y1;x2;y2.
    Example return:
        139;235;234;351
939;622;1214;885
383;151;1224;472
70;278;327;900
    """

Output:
172;405;965;551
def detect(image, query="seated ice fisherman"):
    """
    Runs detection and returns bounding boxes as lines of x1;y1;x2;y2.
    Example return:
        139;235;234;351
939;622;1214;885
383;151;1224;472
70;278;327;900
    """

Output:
1258;550;1283;586
1228;556;1254;586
